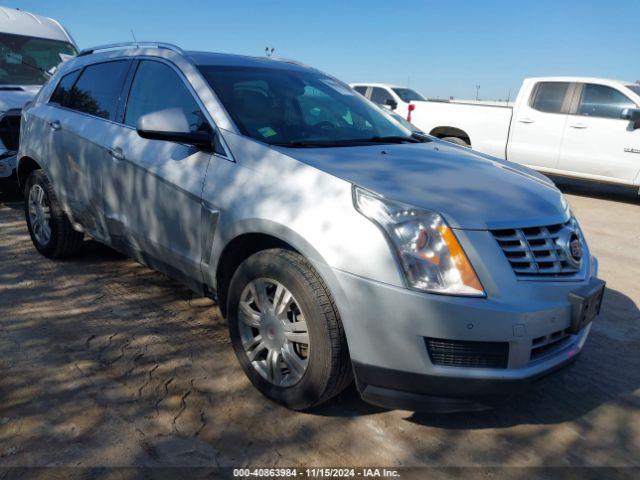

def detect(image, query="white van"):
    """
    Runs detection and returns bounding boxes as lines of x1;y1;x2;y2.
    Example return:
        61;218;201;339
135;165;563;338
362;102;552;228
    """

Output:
0;6;77;179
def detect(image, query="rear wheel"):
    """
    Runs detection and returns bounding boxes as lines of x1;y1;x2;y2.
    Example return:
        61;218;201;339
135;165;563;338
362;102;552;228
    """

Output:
441;136;470;147
227;249;352;410
24;170;83;258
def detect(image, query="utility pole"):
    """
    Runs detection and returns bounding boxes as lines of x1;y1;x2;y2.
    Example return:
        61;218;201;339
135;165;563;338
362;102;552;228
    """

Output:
475;85;480;101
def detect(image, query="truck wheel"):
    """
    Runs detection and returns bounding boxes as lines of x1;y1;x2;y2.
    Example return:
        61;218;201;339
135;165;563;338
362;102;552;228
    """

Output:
24;170;83;258
227;248;352;410
442;136;470;147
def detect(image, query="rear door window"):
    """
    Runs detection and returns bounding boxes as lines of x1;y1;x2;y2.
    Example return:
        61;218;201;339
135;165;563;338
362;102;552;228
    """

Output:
577;84;636;119
69;61;130;120
530;82;570;113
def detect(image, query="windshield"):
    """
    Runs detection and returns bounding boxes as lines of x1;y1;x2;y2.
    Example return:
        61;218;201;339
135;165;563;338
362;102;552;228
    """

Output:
383;109;422;133
627;85;640;97
198;65;415;147
0;32;77;86
392;88;426;102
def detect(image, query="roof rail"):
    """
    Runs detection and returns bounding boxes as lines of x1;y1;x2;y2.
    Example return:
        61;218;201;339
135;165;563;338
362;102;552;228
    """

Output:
78;42;185;57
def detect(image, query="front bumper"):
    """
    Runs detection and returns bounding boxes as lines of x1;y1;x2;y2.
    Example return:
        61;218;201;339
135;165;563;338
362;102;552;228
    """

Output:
320;258;599;412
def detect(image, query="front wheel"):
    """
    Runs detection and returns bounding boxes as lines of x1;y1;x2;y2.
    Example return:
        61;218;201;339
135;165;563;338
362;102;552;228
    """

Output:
227;249;352;410
24;170;83;258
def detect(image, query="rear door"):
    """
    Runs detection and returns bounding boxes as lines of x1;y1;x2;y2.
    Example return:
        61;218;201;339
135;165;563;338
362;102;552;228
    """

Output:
47;60;131;239
557;83;640;183
507;81;574;169
101;59;215;282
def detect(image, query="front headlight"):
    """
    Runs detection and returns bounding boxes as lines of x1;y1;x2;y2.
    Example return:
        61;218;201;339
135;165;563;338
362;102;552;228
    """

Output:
353;186;484;296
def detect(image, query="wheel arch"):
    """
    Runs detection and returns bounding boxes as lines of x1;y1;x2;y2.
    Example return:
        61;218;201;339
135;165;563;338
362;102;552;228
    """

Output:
213;220;336;318
17;156;42;189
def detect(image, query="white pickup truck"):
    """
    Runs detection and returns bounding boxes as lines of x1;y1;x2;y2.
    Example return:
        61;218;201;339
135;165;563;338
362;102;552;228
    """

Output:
352;78;640;189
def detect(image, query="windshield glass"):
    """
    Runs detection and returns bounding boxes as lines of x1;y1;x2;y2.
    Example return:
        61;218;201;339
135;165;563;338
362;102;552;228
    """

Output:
0;32;77;85
626;85;640;97
392;88;426;102
198;65;413;147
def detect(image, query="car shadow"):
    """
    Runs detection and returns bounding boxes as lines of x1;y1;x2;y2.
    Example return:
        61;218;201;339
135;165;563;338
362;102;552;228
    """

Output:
0;179;24;210
549;176;640;205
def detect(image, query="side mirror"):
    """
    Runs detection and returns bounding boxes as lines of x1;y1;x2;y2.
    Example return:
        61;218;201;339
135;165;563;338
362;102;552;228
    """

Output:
385;98;398;110
137;108;213;149
621;107;640;130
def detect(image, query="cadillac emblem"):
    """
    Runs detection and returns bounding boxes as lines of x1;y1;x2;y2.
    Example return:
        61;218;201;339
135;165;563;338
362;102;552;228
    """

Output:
568;232;582;264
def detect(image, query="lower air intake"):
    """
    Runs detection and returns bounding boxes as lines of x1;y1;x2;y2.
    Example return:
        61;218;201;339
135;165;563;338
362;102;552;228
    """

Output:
425;337;509;369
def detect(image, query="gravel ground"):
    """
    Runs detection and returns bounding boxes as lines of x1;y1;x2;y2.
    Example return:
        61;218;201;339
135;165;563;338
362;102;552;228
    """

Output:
0;178;639;471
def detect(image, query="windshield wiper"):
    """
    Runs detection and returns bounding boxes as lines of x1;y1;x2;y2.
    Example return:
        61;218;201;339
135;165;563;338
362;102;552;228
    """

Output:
272;135;421;148
16;59;52;78
309;136;419;145
362;135;420;144
271;140;326;148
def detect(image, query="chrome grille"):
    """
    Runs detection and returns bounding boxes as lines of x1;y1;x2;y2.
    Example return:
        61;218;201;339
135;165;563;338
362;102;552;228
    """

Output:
491;220;582;277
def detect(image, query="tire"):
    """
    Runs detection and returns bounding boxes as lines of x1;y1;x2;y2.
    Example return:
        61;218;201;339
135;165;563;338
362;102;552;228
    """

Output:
441;136;470;147
227;248;352;410
24;170;83;258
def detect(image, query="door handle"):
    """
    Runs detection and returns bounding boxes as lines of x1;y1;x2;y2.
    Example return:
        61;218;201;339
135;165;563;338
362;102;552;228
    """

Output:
49;120;61;131
569;122;588;129
518;118;534;124
108;147;125;161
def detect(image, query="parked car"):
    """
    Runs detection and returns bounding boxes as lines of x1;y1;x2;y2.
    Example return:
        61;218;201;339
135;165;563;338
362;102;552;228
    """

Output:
18;43;605;412
351;82;426;122
0;6;77;180
354;78;640;189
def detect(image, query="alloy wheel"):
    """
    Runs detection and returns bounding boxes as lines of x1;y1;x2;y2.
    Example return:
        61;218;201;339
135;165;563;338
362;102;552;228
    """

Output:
28;184;52;246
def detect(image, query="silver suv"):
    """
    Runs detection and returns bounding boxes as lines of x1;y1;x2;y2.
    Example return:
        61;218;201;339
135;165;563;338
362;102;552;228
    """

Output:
17;43;605;412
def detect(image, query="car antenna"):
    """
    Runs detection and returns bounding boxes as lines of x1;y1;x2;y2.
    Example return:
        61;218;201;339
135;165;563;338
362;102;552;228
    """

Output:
130;29;138;45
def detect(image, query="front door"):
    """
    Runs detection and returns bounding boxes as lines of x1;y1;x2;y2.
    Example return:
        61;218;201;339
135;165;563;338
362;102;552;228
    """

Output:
558;83;640;184
101;59;214;282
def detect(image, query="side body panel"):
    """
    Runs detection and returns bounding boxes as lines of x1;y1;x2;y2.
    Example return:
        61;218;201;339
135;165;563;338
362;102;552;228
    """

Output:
410;101;512;158
201;130;404;290
101;121;213;282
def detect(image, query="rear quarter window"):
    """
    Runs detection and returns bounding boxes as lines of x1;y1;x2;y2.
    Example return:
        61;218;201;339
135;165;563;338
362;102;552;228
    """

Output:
49;69;81;107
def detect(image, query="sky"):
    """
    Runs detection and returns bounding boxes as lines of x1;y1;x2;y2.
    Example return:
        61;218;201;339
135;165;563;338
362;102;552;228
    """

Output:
7;0;640;100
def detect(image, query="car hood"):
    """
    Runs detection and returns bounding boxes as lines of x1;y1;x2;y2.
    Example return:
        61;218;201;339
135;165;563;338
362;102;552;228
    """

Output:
0;86;40;111
278;140;568;230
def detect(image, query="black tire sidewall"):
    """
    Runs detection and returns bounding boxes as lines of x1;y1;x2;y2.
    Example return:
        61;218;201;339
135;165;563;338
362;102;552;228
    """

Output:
442;136;469;147
24;170;58;257
227;250;334;410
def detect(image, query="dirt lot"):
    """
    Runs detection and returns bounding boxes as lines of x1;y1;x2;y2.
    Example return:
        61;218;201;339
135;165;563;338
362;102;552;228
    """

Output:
0;178;639;471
